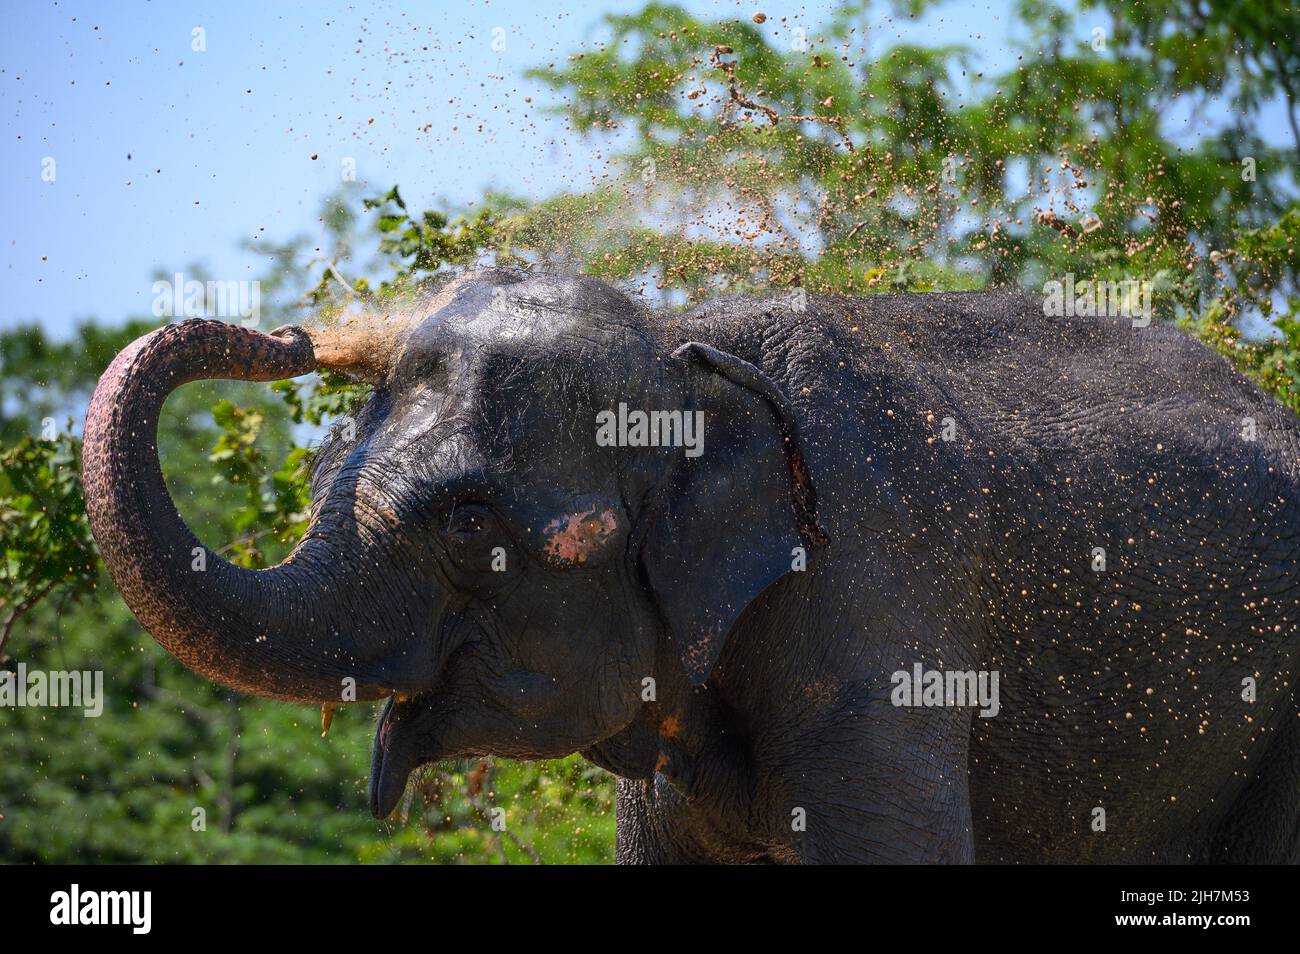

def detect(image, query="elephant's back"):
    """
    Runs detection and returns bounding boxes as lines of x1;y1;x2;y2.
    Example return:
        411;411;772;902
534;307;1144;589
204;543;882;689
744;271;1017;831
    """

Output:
850;290;1300;480
659;287;1300;538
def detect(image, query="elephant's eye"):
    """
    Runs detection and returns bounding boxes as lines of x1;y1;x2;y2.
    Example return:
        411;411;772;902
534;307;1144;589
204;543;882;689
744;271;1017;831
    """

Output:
446;504;488;538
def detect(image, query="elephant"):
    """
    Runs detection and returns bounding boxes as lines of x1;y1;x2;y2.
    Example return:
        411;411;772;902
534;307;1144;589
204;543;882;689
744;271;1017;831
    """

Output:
82;268;1300;864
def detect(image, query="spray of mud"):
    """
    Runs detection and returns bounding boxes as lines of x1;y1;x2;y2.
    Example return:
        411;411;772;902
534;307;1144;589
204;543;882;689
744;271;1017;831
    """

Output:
303;279;469;380
303;19;1208;361
305;308;420;381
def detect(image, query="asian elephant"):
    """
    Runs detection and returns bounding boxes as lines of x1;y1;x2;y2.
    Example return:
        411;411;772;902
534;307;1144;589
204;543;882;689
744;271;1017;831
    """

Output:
82;269;1300;864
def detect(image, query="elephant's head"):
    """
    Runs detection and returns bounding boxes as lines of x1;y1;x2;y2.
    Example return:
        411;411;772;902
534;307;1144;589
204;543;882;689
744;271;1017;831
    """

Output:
83;270;826;817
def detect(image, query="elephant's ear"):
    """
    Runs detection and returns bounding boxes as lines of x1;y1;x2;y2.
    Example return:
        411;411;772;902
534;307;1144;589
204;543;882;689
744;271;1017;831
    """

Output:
640;342;829;685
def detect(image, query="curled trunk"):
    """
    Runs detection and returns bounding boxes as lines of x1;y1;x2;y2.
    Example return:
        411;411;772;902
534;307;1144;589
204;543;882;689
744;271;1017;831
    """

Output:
83;319;425;703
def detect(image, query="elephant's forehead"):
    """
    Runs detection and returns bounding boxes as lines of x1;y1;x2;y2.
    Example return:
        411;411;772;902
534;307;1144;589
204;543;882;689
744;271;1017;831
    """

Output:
408;283;601;351
386;278;662;429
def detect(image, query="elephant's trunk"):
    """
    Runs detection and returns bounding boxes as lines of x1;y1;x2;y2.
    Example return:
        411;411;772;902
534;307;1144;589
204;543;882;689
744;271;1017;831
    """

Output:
83;319;428;704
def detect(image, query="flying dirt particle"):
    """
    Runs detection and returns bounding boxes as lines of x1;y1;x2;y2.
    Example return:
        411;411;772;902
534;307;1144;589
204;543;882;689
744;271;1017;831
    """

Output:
753;12;767;23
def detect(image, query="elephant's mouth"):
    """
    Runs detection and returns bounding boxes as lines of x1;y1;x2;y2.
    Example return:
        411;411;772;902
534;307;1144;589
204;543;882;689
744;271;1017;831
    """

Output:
369;686;456;819
368;615;477;819
369;695;410;818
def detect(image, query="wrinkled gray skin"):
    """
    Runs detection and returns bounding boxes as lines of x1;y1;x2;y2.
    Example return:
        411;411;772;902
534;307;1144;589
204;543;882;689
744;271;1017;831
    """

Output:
84;269;1300;864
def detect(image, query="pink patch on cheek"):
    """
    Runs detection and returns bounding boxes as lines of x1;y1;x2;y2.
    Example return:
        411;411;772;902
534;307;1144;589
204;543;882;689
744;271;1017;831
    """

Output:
542;507;619;565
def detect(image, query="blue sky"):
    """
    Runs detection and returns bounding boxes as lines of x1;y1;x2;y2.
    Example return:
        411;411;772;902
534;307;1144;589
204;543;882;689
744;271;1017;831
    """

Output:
2;0;1289;338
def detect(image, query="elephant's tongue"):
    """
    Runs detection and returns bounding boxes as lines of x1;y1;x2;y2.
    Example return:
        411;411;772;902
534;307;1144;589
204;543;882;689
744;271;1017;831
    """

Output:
369;697;417;818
